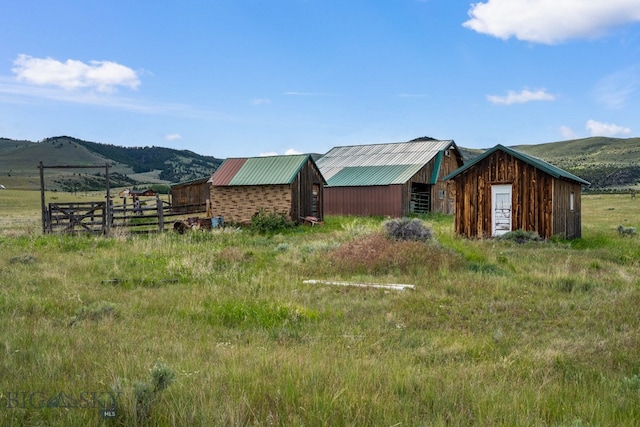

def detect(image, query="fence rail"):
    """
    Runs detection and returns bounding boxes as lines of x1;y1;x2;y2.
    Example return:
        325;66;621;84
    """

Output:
43;198;208;235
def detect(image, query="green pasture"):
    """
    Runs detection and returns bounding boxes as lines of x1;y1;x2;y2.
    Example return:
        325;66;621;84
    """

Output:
1;190;640;426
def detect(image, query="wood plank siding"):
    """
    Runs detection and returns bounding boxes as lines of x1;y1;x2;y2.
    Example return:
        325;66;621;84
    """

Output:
170;179;209;213
450;149;583;239
552;179;582;239
290;158;324;221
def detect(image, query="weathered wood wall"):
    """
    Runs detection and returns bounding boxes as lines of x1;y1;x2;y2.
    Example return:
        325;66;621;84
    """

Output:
170;179;209;213
403;148;463;215
552;179;582;239
291;158;325;221
450;150;582;239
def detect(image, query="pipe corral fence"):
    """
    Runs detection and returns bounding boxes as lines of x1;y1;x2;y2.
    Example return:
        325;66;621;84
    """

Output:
38;162;209;235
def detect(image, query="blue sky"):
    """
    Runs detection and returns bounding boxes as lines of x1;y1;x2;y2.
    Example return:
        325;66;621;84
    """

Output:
1;1;639;158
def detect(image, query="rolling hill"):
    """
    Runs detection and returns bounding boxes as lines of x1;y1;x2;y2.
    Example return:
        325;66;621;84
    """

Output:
1;135;639;191
511;137;640;189
0;136;223;191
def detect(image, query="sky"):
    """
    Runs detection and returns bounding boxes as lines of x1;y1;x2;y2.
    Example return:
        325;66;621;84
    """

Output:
1;0;640;159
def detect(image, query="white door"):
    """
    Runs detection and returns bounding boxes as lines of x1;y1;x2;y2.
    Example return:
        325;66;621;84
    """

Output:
492;184;512;236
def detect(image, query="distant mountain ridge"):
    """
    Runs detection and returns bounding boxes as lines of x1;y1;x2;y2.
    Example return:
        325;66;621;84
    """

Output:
1;135;639;191
0;136;223;191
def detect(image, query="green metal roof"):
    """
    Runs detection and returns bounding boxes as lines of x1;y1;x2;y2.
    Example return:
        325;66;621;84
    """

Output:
325;164;425;187
227;154;311;186
442;144;591;185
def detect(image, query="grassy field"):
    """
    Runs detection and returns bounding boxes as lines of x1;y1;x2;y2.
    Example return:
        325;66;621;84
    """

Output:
1;190;640;426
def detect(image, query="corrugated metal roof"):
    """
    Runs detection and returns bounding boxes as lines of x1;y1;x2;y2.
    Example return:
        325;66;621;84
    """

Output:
210;155;312;186
317;139;456;185
442;144;591;185
326;165;425;186
208;158;247;186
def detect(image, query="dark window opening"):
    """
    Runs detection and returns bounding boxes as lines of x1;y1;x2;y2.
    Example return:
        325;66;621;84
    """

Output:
410;183;430;214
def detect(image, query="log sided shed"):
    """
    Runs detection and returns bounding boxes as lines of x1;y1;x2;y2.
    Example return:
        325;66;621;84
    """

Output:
208;154;325;225
316;138;464;217
443;144;590;239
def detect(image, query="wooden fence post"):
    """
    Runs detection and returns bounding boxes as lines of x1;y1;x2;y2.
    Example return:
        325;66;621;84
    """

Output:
158;198;164;232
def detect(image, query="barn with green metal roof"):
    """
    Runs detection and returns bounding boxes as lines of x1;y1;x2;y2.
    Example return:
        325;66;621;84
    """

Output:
442;144;590;239
315;137;464;217
208;154;325;225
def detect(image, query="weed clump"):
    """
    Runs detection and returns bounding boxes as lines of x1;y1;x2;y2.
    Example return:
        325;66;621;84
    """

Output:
9;254;36;264
250;208;293;233
69;301;118;325
318;233;461;276
498;229;543;244
384;217;434;242
133;361;177;424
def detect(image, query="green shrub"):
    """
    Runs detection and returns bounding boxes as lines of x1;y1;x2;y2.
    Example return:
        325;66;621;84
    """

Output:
250;208;293;233
383;217;433;242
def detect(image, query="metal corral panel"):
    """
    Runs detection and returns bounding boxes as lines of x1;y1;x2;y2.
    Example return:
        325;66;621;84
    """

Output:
326;164;425;187
317;139;455;183
209;158;247;186
324;185;403;217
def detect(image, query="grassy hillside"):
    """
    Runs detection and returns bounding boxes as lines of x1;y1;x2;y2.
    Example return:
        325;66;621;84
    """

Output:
1;191;640;425
0;136;222;191
512;137;640;189
3;135;639;191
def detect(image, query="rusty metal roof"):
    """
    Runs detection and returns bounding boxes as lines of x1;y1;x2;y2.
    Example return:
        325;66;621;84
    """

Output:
209;155;313;186
208;158;247;186
317;139;456;186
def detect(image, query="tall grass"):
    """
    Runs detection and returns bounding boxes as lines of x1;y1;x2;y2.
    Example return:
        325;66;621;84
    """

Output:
1;192;640;425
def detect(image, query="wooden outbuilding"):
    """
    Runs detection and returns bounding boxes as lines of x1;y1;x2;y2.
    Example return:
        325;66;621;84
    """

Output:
170;177;210;214
315;137;464;217
208;154;325;225
442;144;590;239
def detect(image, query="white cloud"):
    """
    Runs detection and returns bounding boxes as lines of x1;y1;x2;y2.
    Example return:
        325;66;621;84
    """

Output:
259;151;279;157
464;0;640;44
12;54;140;92
586;119;631;136
165;133;182;141
0;76;232;121
487;89;555;105
560;126;577;139
284;148;303;155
